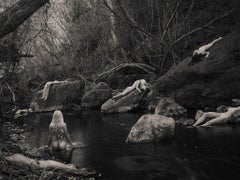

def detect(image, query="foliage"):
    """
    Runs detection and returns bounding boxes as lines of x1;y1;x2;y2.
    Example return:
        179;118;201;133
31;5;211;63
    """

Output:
0;0;239;110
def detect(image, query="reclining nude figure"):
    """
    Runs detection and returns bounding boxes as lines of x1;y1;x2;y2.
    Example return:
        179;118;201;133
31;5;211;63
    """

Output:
112;79;150;100
193;37;222;58
193;106;240;127
41;80;68;101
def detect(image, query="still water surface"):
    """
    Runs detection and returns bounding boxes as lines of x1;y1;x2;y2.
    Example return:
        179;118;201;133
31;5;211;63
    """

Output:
23;111;240;180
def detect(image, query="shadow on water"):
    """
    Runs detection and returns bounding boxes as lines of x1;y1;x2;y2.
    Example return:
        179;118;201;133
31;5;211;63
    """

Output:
21;111;240;180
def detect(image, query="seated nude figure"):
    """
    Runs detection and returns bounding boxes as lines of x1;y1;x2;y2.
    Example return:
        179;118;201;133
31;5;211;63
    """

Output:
48;110;74;151
193;106;240;127
193;37;222;58
112;79;150;100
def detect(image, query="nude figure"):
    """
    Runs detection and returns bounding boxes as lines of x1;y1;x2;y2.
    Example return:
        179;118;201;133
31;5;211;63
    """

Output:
48;110;73;151
193;106;240;127
41;80;68;101
112;79;150;100
193;37;222;58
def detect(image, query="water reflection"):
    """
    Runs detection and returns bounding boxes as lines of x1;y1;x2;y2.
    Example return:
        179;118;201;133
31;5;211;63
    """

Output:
22;111;240;180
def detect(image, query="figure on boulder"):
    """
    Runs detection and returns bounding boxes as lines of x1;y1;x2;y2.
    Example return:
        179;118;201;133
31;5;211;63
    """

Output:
192;37;222;58
193;106;240;126
41;80;68;101
112;79;150;100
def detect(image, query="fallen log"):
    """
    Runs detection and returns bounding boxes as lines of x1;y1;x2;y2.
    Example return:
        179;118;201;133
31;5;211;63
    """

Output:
6;154;96;176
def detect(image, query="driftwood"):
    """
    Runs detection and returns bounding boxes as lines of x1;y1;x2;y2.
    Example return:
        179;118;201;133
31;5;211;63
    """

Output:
6;154;96;176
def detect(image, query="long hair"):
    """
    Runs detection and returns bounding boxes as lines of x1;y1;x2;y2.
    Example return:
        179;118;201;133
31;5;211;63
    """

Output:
49;110;65;134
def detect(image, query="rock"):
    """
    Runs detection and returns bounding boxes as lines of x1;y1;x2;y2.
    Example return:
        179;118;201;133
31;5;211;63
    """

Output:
216;105;229;112
175;118;195;126
126;114;175;143
232;99;240;106
152;31;240;109
30;80;85;112
95;63;156;89
195;110;204;120
147;96;161;111
154;97;187;118
14;109;33;119
81;82;112;108
101;89;147;113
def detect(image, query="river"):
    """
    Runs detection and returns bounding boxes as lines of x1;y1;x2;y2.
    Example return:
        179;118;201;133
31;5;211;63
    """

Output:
22;110;240;180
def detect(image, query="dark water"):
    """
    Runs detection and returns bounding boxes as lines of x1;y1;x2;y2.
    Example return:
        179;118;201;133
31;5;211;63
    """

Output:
22;111;240;180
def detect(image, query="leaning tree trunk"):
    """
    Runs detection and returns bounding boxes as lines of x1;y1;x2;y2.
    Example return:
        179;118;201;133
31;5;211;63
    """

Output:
0;0;49;39
105;0;119;48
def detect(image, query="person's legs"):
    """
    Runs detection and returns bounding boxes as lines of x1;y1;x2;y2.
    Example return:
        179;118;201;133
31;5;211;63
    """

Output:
201;116;228;126
193;112;220;126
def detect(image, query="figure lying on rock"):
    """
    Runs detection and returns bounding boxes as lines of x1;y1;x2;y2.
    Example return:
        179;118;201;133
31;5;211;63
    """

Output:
192;37;222;58
191;37;222;64
193;106;240;127
41;80;69;101
112;79;150;100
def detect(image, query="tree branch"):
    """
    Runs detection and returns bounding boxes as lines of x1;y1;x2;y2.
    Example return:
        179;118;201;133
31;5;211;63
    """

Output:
0;0;49;39
171;9;235;47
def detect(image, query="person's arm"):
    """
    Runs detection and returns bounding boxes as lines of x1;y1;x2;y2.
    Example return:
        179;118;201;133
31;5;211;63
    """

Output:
135;80;141;93
63;124;73;145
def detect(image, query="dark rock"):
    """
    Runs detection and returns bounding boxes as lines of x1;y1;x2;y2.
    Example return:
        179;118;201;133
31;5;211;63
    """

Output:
154;97;187;118
101;89;147;113
147;96;161;111
30;80;85;112
126;114;175;143
152;31;240;109
216;105;229;112
232;99;240;106
81;82;112;108
176;118;195;126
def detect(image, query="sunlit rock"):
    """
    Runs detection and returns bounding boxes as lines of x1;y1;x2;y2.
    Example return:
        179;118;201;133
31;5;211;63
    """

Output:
126;114;175;143
101;89;147;113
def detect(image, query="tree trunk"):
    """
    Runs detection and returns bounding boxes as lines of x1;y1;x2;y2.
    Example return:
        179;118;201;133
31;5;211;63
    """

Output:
0;0;49;39
106;0;119;47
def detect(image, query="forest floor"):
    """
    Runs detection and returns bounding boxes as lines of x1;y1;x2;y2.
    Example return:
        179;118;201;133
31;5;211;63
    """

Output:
0;120;95;180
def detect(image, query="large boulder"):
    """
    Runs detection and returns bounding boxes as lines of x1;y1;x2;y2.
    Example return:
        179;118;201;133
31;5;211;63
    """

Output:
152;31;240;109
154;97;187;118
101;89;147;113
95;63;156;89
126;114;175;143
30;80;85;112
81;82;112;108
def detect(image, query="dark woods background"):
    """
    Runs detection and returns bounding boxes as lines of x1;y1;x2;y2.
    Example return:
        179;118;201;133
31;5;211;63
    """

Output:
0;0;239;113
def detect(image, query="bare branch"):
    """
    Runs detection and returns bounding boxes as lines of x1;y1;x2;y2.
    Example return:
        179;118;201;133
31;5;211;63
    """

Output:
171;9;235;46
